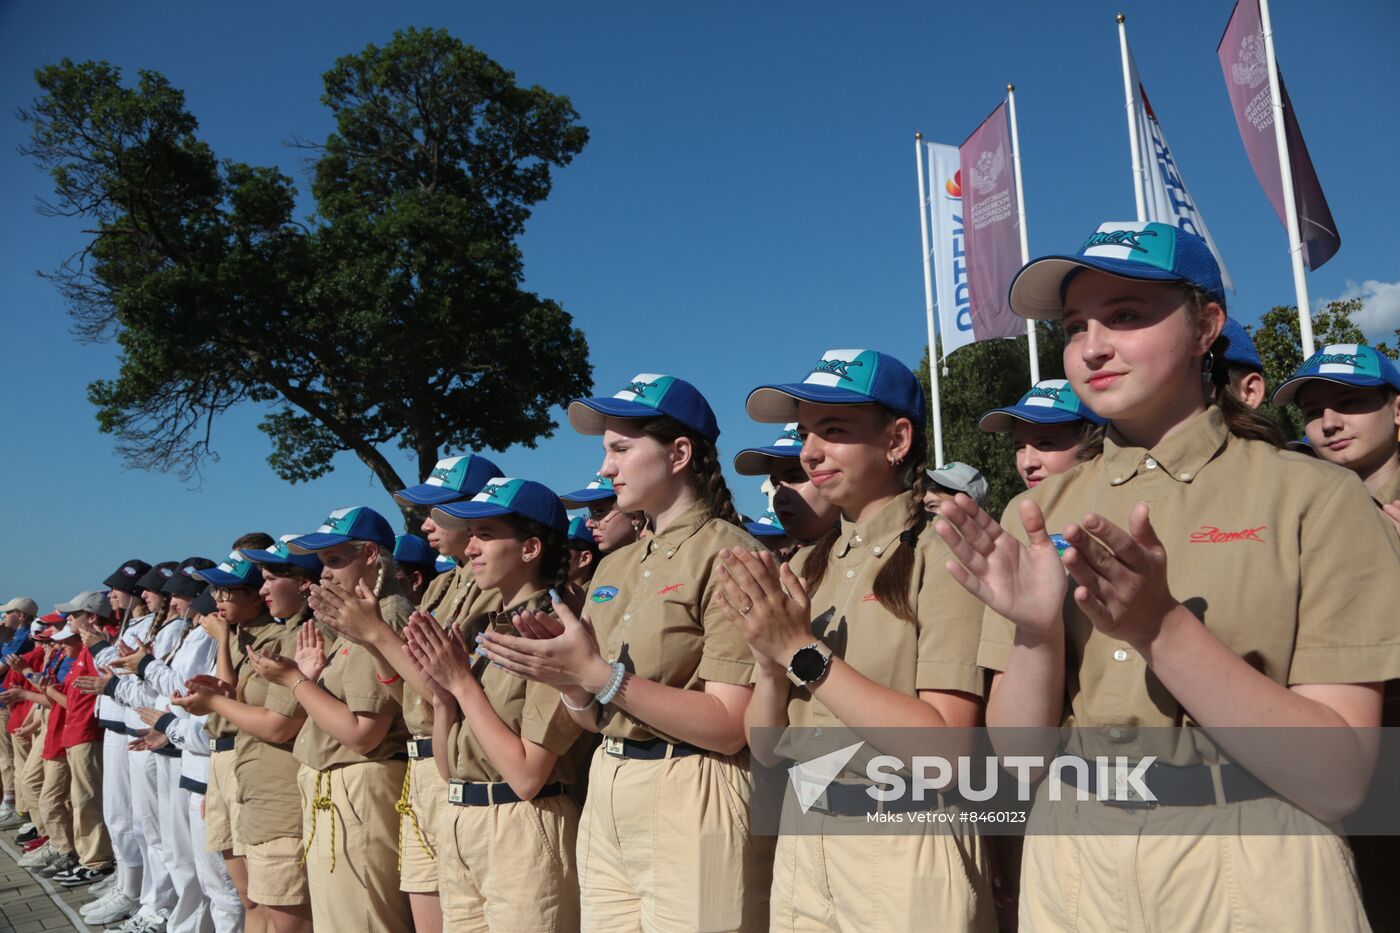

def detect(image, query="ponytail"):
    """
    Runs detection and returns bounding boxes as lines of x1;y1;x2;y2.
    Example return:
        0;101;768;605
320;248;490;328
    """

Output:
504;516;571;596
1180;284;1286;448
637;416;744;527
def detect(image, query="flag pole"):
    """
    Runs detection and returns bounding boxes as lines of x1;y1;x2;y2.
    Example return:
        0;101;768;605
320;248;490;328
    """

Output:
1006;84;1040;385
1258;0;1316;357
1117;13;1147;222
915;133;946;468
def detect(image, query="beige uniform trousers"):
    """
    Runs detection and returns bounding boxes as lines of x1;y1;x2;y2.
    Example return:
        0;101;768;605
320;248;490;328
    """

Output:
204;748;242;854
298;760;412;933
398;753;445;893
18;719;48;836
66;740;111;868
0;710;12;799
244;834;309;906
1019;793;1369;932
577;745;773;932
437;789;579;932
10;731;34;818
38;755;73;854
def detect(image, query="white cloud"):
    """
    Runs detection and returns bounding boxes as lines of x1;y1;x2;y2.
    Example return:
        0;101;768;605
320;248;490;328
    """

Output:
1317;279;1400;343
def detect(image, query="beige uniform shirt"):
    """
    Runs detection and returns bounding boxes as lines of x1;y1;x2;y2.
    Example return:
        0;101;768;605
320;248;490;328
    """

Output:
1373;468;1400;511
402;566;502;738
234;608;315;845
587;504;759;742
293;595;414;771
979;407;1400;762
445;591;585;785
206;613;282;740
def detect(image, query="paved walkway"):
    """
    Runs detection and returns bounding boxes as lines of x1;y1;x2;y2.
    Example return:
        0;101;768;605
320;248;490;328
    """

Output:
0;836;93;933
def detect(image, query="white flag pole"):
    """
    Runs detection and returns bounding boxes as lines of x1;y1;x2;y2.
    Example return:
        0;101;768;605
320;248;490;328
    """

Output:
1258;0;1316;357
1117;13;1147;222
1006;84;1040;385
915;133;946;468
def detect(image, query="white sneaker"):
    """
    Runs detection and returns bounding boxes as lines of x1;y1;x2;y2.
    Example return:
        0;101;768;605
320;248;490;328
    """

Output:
81;889;118;916
17;842;53;867
0;803;22;828
84;892;140;926
88;872;117;897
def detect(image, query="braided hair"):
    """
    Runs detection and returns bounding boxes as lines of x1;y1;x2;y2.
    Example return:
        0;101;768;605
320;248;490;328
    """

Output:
801;411;930;625
503;515;571;595
636;416;744;527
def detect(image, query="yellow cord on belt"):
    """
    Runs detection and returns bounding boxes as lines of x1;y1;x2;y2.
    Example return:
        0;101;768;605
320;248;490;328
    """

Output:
302;769;336;873
395;761;434;871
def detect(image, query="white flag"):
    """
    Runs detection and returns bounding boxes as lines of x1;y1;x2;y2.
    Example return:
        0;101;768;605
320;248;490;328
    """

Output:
925;142;974;360
1125;42;1235;291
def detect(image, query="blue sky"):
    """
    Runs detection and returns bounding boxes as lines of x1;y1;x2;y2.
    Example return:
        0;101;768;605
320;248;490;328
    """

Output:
3;0;1398;611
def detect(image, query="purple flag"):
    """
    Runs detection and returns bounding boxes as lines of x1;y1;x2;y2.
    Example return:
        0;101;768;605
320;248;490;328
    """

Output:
958;103;1025;344
1218;0;1340;270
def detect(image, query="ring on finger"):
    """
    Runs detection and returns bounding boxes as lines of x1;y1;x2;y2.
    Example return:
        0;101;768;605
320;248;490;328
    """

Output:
741;602;753;615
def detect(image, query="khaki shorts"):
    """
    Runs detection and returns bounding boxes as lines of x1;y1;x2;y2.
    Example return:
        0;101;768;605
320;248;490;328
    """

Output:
577;744;772;932
1019;791;1369;931
437;788;579;932
245;834;310;906
205;748;243;855
399;754;445;893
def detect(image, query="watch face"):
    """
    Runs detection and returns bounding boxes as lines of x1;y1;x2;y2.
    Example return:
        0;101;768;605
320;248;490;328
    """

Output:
790;645;827;682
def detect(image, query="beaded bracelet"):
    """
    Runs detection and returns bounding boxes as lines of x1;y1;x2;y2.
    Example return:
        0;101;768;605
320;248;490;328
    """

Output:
594;661;627;706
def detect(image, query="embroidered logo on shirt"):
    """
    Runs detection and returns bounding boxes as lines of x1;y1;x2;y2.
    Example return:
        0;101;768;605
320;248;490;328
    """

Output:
862;593;878;602
657;583;685;596
1049;534;1071;554
341;647;351;656
591;586;619;604
1189;525;1267;544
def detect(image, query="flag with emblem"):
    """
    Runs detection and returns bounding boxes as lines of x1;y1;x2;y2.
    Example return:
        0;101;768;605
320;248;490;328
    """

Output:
958;103;1028;347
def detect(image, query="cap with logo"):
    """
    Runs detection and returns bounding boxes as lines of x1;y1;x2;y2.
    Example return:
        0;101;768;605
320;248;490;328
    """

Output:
568;374;720;442
747;349;926;428
287;506;396;553
394;454;505;507
38;611;66;625
926;462;990;511
743;511;787;539
1272;344;1400;407
242;536;324;574
103;559;153;595
1009;221;1226;320
194;552;265;589
734;423;804;476
1284;436;1315;456
566;516;598;550
52;625;80;642
1215;317;1262;373
978;379;1107;433
433;555;456;574
135;561;180;594
559;475;617;509
163;557;216;598
392;534;437;568
54;592;112;618
433;478;568;535
0;597;40;617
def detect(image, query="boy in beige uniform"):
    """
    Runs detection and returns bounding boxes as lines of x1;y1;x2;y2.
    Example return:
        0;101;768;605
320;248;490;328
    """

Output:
943;222;1400;932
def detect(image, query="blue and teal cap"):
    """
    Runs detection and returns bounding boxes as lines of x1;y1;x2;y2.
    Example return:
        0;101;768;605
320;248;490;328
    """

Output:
559;474;616;509
734;423;804;476
1284;436;1315;456
195;551;265;589
568;374;720;442
392;534;437;568
1010;221;1225;320
1272;343;1400;407
747;350;926;427
433;554;456;574
978;379;1107;433
433;478;568;535
566;516;598;550
242;536;323;574
287;506;396;553
743;511;787;539
394;454;504;507
1215;318;1262;372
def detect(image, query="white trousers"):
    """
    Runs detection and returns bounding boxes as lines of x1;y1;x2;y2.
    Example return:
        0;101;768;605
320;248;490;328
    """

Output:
159;756;209;933
187;783;243;933
102;729;143;898
129;747;175;917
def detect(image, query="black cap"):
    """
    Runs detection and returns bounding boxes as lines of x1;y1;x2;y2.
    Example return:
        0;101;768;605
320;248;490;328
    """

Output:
163;557;216;598
135;561;180;594
103;559;152;594
188;590;217;617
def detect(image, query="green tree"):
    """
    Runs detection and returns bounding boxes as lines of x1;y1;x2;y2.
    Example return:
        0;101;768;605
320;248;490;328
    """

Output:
917;323;1065;517
1248;300;1397;440
20;28;592;523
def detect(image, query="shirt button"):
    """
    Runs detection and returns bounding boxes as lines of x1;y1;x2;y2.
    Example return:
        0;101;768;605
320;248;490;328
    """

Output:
643;571;651;578
666;550;675;558
1144;457;1158;470
1179;472;1193;481
622;614;631;622
1113;648;1129;662
872;546;883;556
1111;476;1126;485
853;535;863;545
845;570;855;579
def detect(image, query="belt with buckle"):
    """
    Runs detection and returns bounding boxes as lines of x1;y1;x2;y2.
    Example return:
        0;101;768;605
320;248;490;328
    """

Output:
406;738;433;759
212;736;236;752
805;781;949;817
602;736;705;760
447;780;564;807
1059;758;1273;809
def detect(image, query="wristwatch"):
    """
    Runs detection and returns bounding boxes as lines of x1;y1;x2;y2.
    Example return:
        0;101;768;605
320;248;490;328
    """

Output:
785;642;833;687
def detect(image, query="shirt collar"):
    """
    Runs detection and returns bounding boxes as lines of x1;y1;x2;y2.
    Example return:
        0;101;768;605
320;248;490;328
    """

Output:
836;492;915;559
1101;406;1229;488
643;502;711;562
